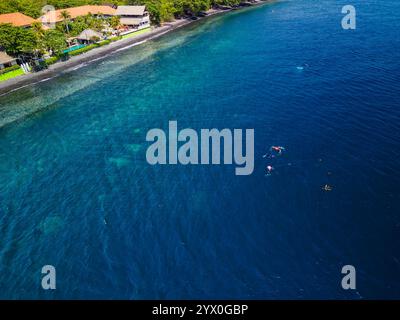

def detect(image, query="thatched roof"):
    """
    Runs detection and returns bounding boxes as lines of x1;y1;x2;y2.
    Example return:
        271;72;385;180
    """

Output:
0;51;16;65
76;29;102;41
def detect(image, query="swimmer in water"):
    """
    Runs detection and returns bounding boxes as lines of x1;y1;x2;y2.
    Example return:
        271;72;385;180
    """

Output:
266;165;274;175
271;146;285;155
322;184;333;192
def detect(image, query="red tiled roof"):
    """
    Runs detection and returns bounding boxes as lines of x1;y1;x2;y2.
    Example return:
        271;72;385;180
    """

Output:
0;12;36;27
39;5;116;24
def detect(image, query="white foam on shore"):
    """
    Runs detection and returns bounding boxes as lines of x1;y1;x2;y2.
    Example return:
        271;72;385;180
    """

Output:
39;77;56;83
91;56;109;63
0;84;31;97
69;63;88;71
0;76;59;99
114;40;148;53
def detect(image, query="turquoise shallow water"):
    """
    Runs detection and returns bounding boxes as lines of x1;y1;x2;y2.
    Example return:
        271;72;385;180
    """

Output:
0;0;400;299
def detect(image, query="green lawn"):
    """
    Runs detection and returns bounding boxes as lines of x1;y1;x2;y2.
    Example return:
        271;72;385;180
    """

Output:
0;68;24;82
120;27;151;40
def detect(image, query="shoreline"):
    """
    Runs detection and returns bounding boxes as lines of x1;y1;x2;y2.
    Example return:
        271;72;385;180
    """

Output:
0;1;271;97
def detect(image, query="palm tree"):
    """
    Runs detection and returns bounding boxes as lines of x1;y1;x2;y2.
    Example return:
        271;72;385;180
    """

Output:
31;22;45;37
109;16;121;36
110;16;121;30
31;22;46;54
60;10;71;34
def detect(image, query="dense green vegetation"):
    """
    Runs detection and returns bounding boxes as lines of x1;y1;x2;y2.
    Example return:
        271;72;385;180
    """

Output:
0;1;124;18
0;23;38;55
0;23;69;56
0;0;243;20
0;12;121;56
126;0;244;24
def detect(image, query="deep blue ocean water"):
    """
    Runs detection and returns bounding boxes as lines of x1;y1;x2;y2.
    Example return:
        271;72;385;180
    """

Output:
0;0;399;299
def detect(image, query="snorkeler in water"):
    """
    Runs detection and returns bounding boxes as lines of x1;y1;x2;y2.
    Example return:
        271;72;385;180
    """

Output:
322;184;333;192
271;146;285;155
263;146;286;158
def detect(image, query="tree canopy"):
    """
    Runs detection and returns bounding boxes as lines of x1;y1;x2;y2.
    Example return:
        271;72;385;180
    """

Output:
0;23;37;55
0;0;242;20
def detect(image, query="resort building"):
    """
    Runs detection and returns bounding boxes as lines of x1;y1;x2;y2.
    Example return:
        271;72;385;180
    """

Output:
39;5;117;27
0;12;36;28
0;51;18;70
115;6;150;29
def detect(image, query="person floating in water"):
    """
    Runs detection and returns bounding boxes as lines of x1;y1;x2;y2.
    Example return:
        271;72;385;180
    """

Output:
263;146;285;158
266;165;274;175
271;146;285;155
322;184;333;192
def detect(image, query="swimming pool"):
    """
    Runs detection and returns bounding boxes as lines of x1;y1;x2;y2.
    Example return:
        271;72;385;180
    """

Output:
63;44;86;54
